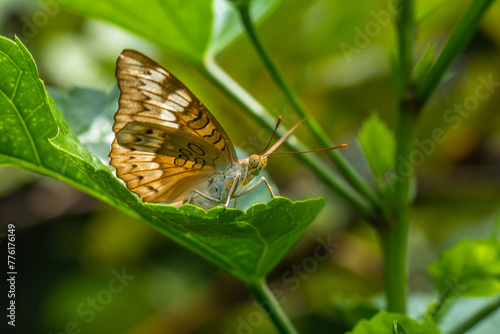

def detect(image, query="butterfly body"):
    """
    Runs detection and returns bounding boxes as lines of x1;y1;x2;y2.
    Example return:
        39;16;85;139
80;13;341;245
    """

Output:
184;155;269;209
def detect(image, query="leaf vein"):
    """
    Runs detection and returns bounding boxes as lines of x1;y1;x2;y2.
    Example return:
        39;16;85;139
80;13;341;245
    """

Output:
0;48;43;166
0;88;42;166
24;102;44;122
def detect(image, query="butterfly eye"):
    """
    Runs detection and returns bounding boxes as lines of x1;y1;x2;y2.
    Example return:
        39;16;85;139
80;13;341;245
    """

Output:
248;155;260;168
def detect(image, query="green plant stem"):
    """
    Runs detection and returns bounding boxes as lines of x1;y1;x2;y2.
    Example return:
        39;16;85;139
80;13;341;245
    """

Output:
235;3;380;210
200;58;375;222
383;106;416;314
417;0;495;105
446;295;500;334
383;0;494;315
382;0;416;314
248;280;298;334
395;0;414;88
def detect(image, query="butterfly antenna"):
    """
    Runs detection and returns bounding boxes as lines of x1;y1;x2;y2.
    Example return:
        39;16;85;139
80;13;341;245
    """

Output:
263;119;306;156
260;116;282;155
262;118;347;156
266;144;347;156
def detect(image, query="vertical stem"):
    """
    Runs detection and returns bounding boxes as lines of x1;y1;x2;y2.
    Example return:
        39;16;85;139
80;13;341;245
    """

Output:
383;0;495;316
383;0;416;314
383;108;415;314
396;0;415;89
235;3;380;209
248;280;298;334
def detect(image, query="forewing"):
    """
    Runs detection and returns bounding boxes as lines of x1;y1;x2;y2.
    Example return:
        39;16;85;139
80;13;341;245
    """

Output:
114;49;238;163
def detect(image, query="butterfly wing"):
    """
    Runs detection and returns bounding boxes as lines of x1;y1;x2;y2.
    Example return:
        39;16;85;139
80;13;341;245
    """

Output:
109;49;237;204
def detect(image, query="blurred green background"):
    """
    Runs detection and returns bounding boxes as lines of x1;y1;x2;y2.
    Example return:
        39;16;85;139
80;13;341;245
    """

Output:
1;0;500;333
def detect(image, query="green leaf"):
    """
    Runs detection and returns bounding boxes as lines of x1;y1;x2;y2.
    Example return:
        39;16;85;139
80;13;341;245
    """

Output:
428;238;500;297
358;112;395;181
62;0;280;60
144;197;325;282
347;311;440;334
0;36;324;284
392;321;407;334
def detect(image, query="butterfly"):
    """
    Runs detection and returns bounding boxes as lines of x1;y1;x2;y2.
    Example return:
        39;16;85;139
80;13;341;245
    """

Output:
109;50;346;210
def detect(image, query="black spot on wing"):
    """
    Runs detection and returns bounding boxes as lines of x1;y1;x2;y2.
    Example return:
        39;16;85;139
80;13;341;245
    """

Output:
192;158;206;169
179;148;193;156
203;128;222;145
188;111;210;130
174;156;188;167
187;143;205;155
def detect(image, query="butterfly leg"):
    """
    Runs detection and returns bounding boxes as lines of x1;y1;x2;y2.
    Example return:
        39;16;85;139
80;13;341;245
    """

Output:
223;172;241;208
261;177;275;198
192;190;220;202
237;177;275;198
